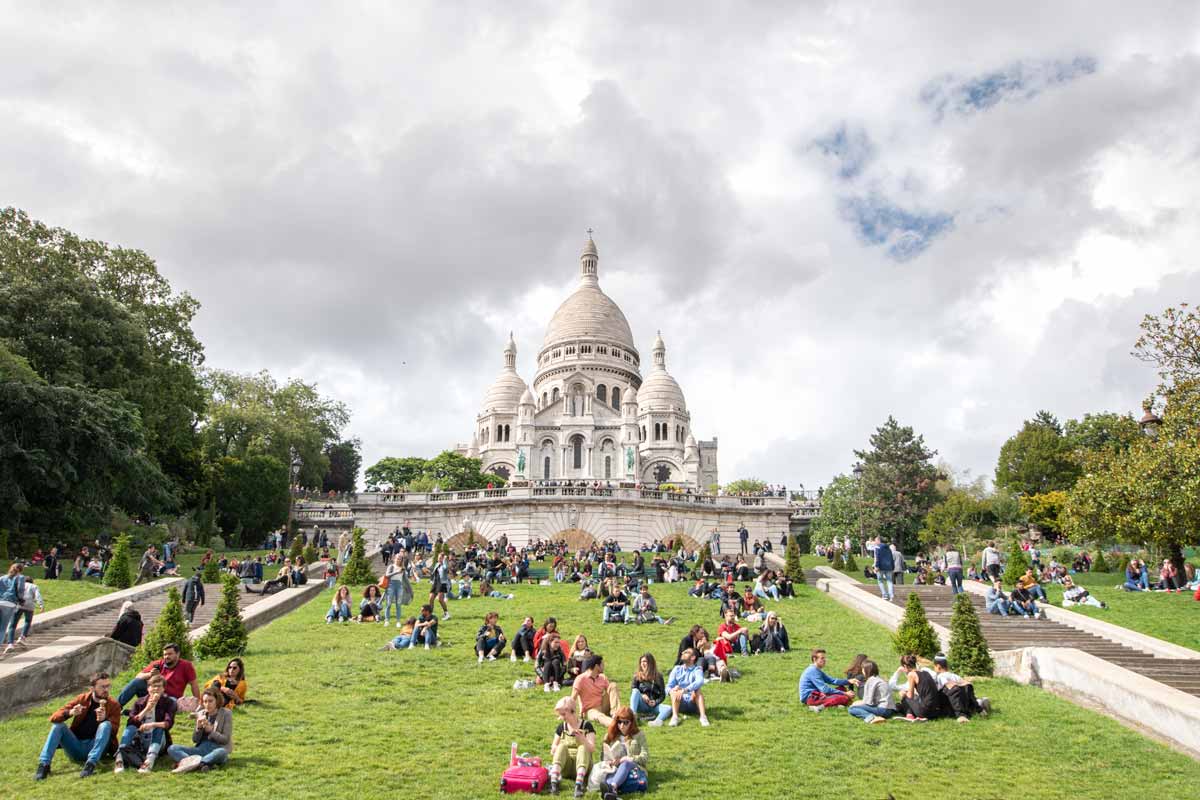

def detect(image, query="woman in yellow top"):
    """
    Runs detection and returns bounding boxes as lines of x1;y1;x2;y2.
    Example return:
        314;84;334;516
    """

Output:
206;658;248;708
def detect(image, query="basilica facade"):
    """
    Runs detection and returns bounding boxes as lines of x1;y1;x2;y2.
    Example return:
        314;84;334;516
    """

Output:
457;236;718;489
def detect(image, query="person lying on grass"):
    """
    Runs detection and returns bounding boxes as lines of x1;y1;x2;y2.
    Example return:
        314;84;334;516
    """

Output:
572;654;621;727
476;611;507;662
1061;576;1107;608
550;695;597;798
798;648;855;711
847;659;895;724
590;706;649;800
655;647;710;728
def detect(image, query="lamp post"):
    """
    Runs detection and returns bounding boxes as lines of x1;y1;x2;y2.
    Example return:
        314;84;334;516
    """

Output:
852;463;865;556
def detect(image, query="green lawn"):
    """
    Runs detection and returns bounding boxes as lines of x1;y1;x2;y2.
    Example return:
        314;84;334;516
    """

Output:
1042;570;1200;653
2;579;1198;798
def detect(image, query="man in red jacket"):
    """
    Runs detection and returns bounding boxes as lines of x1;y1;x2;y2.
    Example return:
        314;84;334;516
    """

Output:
35;671;122;779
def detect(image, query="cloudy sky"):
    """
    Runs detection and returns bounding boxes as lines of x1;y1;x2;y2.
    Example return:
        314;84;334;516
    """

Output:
4;1;1198;490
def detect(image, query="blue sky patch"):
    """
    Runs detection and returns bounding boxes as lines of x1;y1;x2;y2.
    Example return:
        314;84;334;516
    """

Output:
922;55;1097;118
840;194;955;261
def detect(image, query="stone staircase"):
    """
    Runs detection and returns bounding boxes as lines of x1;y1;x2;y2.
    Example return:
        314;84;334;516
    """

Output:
9;582;245;653
885;582;1200;698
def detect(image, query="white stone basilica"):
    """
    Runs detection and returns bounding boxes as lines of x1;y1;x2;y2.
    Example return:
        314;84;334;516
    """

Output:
457;236;718;488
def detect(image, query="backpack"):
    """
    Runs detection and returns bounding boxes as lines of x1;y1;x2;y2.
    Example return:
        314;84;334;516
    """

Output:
500;743;549;794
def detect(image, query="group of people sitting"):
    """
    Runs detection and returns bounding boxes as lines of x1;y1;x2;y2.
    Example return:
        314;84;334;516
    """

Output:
33;644;248;779
799;648;991;724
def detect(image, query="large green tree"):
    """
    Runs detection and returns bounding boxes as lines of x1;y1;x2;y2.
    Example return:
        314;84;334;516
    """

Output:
854;417;941;553
994;411;1079;496
209;455;290;546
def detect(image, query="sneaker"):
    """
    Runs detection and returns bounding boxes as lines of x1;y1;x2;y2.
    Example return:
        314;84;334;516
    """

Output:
699;716;710;727
648;718;663;727
668;716;680;727
172;755;203;774
79;761;97;778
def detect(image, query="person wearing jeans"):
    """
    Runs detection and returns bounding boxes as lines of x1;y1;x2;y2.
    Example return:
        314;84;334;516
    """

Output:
873;537;895;601
35;671;121;779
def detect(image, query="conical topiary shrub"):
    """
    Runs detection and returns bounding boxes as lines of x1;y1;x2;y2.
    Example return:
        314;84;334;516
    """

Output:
1002;539;1031;585
195;573;248;659
342;527;377;585
784;535;806;584
892;592;939;660
103;533;134;589
948;592;993;677
134;585;194;665
1091;550;1109;573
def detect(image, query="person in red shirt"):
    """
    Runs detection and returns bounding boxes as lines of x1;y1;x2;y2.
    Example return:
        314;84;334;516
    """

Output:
117;643;200;709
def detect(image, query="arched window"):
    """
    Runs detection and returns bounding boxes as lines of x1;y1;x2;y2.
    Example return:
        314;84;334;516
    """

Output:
611;387;621;408
572;435;583;469
605;456;612;479
552;387;560;403
596;384;607;404
543;456;551;480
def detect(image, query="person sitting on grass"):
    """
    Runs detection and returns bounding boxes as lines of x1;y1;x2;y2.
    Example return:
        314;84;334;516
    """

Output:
656;647;710;727
897;653;945;721
538;631;569;692
629;652;670;723
358;584;384;623
985;581;1011;617
1062;576;1108;608
168;687;233;774
549;695;596;798
932;654;990;722
325;585;352;624
385;617;418;650
847;659;895;724
752;611;790;654
591;706;649;800
1009;584;1042;619
632;585;673;625
411;604;439;649
572;654;621;727
511;615;536;663
717;609;750;655
798;648;855;711
34;671;121;780
114;673;175;773
206;658;247;708
1016;568;1049;603
476;611;507;662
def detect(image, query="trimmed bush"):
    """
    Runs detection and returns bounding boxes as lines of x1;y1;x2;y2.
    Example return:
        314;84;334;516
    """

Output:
784;535;806;584
134;585;193;665
892;592;939;660
201;558;222;583
1091;550;1109;573
1002;539;1031;585
195;573;248;659
948;592;993;677
103;533;134;589
342;527;376;585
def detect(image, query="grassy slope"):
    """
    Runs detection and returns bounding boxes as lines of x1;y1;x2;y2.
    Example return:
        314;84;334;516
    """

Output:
3;579;1198;799
1042;570;1200;653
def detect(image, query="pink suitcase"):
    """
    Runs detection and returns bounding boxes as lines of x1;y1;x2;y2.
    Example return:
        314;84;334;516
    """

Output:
500;743;549;793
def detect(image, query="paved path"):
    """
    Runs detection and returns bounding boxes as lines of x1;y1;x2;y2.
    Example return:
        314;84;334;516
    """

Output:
884;582;1200;698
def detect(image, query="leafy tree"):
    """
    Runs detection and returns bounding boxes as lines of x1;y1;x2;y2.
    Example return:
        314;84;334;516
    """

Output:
783;534;806;584
102;534;135;589
1019;491;1067;536
365;456;429;489
723;478;766;495
994;412;1079;495
809;474;874;546
133;585;193;664
855;417;942;553
322;438;362;493
892;592;939;660
195;573;248;659
342;528;376;585
1002;539;1031;585
948;593;993;677
210;455;289;547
